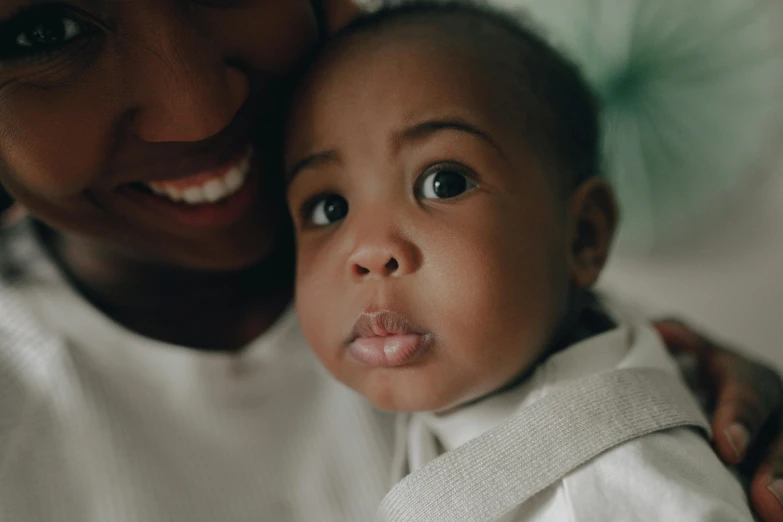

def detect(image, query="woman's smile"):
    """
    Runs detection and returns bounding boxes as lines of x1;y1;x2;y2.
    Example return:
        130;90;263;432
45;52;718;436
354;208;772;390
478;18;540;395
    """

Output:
119;145;261;229
0;0;319;270
143;146;252;205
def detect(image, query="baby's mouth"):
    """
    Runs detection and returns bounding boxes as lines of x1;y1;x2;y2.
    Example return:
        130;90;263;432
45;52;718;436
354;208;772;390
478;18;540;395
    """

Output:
347;310;433;368
129;145;253;205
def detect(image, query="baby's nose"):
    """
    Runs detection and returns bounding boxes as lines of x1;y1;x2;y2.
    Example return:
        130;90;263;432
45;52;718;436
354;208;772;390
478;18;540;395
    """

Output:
351;248;402;279
348;236;420;281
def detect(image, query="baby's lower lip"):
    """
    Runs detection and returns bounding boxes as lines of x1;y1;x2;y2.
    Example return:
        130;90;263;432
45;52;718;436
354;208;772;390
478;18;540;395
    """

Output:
348;334;431;368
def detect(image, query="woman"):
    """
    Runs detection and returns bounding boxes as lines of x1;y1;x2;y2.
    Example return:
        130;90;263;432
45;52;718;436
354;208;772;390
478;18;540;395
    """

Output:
0;1;780;520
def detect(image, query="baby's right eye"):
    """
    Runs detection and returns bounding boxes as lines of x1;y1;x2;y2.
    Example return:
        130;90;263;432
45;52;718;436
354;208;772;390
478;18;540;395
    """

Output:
307;194;349;227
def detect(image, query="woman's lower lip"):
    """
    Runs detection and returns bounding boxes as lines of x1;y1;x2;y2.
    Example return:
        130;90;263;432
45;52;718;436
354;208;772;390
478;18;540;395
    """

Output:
119;159;261;230
348;334;431;368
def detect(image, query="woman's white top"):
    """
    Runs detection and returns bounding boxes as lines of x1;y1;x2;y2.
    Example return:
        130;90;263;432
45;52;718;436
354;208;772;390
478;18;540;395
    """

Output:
400;325;753;521
0;223;394;522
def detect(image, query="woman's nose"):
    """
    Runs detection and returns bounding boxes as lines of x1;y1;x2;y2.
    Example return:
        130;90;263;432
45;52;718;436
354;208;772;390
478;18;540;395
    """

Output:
126;12;249;143
349;237;421;281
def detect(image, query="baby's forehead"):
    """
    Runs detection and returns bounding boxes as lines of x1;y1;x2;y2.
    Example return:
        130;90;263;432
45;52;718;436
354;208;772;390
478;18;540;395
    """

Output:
289;21;530;147
294;13;534;127
286;11;553;157
322;12;527;81
288;7;598;192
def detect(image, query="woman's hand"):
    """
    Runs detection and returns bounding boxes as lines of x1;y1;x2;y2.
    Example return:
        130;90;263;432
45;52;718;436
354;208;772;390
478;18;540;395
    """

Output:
655;320;783;522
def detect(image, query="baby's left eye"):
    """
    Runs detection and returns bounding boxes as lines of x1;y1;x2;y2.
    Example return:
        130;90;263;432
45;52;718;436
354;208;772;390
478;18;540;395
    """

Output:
307;193;348;227
417;164;477;200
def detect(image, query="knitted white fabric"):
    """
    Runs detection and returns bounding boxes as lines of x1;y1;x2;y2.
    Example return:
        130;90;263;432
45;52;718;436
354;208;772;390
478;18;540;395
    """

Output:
385;325;753;522
379;368;708;522
0;222;395;522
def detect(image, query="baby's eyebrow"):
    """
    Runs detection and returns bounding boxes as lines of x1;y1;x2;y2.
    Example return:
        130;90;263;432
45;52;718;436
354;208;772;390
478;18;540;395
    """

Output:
397;118;505;157
287;119;503;184
286;150;339;184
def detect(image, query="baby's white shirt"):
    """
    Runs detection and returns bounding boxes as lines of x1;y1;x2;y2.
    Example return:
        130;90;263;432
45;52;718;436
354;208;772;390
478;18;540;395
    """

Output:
399;325;753;521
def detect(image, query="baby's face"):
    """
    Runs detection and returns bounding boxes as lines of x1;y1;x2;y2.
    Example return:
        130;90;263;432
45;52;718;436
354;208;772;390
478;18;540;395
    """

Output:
285;30;573;412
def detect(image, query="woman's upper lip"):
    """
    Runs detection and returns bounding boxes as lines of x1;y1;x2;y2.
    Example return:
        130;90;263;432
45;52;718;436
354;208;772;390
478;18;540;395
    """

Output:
124;143;252;185
347;310;427;343
104;98;265;187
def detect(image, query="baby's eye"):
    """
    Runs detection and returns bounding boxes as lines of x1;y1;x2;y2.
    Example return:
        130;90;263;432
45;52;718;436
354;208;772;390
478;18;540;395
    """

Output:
417;164;477;200
308;194;349;226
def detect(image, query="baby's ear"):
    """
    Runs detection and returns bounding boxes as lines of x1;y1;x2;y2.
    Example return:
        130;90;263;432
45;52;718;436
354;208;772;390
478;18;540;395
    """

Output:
567;178;618;288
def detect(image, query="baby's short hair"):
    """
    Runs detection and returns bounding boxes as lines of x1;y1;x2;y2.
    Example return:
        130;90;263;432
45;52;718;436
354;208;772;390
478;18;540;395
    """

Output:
317;0;601;190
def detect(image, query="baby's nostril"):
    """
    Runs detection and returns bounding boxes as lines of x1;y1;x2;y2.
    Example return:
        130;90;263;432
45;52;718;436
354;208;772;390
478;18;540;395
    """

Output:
385;258;399;272
356;265;370;276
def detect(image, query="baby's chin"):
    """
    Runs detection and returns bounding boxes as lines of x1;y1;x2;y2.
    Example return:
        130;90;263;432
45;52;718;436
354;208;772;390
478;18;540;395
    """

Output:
347;368;496;414
366;391;462;414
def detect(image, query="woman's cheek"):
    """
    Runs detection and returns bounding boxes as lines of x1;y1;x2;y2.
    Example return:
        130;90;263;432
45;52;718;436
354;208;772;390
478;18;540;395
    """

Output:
0;77;118;199
213;3;319;73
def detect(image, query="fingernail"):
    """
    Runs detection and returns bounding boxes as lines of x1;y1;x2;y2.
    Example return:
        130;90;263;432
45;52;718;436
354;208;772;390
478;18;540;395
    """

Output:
767;479;783;507
724;423;750;460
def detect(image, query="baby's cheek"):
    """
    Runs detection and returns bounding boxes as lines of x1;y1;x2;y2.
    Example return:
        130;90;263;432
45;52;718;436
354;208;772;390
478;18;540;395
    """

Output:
295;259;332;344
439;245;560;393
296;247;352;366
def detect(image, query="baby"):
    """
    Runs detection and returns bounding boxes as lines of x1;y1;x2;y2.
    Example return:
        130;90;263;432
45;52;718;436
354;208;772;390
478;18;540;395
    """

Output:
284;2;752;520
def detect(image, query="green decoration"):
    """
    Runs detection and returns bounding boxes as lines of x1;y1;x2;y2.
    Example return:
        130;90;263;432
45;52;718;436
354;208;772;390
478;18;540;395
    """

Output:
499;0;783;253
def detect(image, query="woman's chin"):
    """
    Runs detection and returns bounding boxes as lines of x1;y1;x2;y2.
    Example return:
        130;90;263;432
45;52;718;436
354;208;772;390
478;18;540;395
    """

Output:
156;202;292;273
165;235;282;273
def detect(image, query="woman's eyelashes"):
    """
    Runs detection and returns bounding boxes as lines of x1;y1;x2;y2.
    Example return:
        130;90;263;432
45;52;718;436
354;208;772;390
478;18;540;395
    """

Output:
0;3;99;63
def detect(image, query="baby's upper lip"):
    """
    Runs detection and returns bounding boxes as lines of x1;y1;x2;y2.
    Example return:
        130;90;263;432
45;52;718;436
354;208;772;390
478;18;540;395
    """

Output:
347;310;426;343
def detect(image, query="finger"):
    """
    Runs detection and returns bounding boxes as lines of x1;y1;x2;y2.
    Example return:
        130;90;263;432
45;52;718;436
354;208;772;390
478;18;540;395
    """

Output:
655;319;783;465
712;350;783;465
653;320;713;359
751;437;783;522
711;380;764;465
750;476;783;522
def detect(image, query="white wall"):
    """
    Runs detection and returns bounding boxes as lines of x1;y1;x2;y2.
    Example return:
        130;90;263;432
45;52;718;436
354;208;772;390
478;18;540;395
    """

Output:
600;156;783;370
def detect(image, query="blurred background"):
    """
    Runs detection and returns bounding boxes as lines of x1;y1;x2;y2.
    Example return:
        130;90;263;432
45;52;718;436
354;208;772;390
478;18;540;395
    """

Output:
600;149;783;370
488;0;783;370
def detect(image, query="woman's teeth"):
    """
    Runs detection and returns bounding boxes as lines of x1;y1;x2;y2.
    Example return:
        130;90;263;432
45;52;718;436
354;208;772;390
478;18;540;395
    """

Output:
142;149;252;205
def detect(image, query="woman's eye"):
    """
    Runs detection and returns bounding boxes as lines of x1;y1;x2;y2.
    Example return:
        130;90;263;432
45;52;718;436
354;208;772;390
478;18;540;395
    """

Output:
0;6;96;62
417;165;477;200
16;16;83;50
308;194;349;226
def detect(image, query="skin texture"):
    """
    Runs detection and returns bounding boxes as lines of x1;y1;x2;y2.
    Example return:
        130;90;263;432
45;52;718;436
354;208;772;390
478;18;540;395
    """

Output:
286;22;617;411
0;0;326;349
0;1;315;270
0;0;780;518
